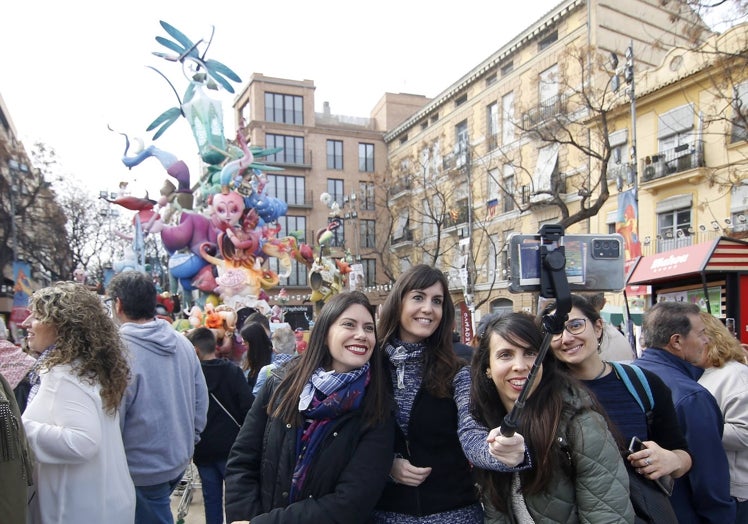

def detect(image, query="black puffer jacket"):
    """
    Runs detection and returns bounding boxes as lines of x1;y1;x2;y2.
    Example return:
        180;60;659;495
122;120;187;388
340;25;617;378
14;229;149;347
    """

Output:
225;372;394;524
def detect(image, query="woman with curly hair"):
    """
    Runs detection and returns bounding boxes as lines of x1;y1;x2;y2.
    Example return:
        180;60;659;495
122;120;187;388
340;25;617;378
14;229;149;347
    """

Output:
21;281;135;523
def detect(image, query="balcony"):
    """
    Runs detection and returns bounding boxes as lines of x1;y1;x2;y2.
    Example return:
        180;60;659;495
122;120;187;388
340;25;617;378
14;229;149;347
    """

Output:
640;141;704;183
285;190;314;209
445;208;469;229
391;229;414;246
638;228;724;256
521;94;568;129
607;162;635;186
442;151;468;172
390;177;412;197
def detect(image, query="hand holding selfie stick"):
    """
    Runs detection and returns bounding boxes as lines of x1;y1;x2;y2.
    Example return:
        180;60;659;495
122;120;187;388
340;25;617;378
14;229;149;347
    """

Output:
501;225;572;437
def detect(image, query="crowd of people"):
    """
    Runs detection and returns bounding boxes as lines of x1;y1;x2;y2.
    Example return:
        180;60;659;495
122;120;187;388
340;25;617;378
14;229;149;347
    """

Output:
0;267;746;524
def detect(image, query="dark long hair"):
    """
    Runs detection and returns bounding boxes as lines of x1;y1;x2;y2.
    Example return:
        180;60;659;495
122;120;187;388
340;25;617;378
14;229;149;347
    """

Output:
269;291;391;429
240;322;273;380
377;264;459;397
470;312;581;511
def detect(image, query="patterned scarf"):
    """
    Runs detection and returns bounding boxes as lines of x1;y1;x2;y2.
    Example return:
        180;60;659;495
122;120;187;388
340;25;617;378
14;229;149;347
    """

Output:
385;339;424;389
26;344;55;405
290;364;370;501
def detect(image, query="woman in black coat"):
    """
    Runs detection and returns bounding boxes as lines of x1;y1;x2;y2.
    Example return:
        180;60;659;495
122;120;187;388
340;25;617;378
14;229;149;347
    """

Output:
225;291;394;524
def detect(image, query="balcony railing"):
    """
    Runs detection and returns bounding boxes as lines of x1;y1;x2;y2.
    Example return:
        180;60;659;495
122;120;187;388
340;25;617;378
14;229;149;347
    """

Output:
391;229;414;245
445;208;469;228
390;178;412;196
640;141;704;182
521;94;568;128
638;229;723;256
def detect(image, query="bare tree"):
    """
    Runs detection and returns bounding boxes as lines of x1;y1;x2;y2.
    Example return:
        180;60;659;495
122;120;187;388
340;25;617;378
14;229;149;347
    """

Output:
0;141;72;281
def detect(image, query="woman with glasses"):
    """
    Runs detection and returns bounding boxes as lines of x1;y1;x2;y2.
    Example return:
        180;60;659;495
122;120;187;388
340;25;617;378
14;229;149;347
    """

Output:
544;295;691;485
20;282;135;523
471;311;633;522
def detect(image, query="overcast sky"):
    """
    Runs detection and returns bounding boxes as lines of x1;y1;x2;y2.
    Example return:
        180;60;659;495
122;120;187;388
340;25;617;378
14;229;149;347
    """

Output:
2;0;578;197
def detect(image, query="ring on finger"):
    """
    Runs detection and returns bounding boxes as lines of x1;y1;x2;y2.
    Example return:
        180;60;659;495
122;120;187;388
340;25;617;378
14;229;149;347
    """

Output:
644;458;651;466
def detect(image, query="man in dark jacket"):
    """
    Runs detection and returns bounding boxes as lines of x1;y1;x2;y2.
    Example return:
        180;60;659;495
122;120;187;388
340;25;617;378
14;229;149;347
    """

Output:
635;301;735;524
189;327;252;524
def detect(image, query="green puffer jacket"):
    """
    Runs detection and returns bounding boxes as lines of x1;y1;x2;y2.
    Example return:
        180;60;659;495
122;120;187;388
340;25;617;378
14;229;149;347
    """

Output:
484;386;635;524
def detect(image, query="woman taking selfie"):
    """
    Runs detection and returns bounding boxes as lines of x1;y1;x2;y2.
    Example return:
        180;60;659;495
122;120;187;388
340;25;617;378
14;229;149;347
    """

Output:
471;311;633;522
224;291;393;523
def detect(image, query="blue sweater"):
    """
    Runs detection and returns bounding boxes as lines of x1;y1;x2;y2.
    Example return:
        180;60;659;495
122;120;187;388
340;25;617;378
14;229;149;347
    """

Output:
635;348;735;524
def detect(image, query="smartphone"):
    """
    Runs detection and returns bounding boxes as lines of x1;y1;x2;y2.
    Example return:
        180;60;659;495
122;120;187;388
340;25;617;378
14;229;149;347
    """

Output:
628;436;675;496
508;233;626;294
628;436;644;453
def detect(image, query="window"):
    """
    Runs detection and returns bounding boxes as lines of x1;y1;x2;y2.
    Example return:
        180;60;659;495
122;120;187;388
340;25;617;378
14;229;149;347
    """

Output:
266;134;305;164
327;179;344;208
658;104;694;152
486;72;497;86
268;215;308;286
538;30;558;51
265;174;306;206
731;182;748;231
501;62;514;76
360;219;376;248
503;164;515;213
455;120;468;151
422;198;440;239
656;194;692;243
455;94;468;107
327;140;343;170
732;82;748;143
532;143;559;199
264;92;303;124
608;129;630;186
240;102;250;123
361;258;376;286
393;209;410;242
328;217;345;248
359;181;375;211
502;92;515;145
539;65;559;105
487;168;500;202
487;102;499;150
358;143;374;172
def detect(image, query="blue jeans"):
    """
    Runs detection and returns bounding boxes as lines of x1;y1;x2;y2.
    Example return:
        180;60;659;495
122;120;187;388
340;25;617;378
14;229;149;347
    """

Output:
197;460;227;524
135;472;184;524
737;499;748;524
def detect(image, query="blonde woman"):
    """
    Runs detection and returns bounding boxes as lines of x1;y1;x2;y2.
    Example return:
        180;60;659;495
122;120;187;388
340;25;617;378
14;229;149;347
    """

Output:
697;312;748;524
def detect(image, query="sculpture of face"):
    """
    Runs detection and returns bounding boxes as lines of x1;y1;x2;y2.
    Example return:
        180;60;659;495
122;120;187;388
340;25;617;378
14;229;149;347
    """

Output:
212;191;245;226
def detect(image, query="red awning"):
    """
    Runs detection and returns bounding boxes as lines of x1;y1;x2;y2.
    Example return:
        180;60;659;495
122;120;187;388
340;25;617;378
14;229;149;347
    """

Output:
627;237;748;285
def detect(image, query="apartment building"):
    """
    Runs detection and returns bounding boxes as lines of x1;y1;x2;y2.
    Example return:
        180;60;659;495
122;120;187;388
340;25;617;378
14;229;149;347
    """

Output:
382;0;708;333
232;74;428;317
599;22;748;341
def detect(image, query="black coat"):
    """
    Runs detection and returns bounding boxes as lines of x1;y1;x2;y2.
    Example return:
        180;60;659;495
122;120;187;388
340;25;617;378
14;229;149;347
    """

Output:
193;359;253;465
225;373;394;524
375;386;479;516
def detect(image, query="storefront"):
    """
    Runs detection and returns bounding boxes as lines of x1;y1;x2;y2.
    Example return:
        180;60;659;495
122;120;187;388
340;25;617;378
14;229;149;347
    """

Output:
627;237;748;343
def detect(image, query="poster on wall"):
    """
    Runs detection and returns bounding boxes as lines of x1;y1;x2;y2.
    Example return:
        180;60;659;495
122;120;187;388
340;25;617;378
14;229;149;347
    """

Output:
657;286;722;316
616;190;642;260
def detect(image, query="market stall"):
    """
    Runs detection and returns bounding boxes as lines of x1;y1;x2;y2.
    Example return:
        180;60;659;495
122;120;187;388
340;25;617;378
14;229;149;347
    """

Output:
627;236;748;343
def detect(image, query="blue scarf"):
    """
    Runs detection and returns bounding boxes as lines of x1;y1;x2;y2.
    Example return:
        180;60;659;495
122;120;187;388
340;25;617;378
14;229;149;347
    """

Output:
290;365;370;501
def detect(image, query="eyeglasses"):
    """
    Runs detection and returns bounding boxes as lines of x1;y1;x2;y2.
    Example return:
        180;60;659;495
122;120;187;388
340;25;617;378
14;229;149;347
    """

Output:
552;318;587;340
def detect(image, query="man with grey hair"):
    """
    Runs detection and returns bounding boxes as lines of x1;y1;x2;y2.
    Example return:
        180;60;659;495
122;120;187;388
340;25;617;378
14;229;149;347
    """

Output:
635;301;735;524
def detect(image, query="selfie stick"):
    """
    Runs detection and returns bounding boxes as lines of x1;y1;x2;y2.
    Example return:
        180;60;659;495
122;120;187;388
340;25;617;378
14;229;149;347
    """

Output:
500;224;572;437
